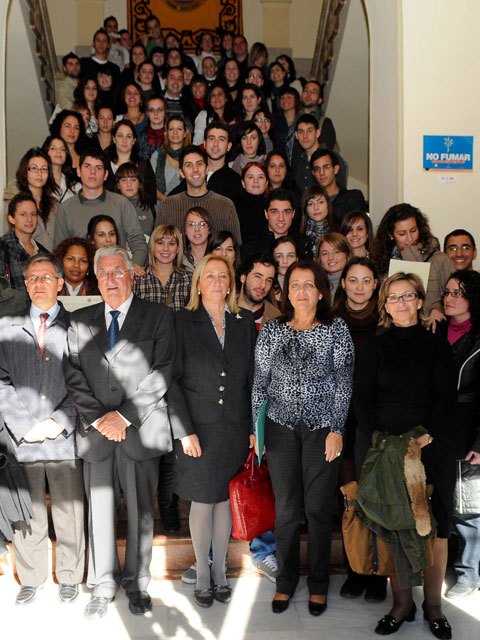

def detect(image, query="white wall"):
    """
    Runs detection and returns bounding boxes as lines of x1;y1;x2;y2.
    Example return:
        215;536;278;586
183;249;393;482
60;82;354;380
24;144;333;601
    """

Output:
326;0;369;196
401;0;480;249
5;0;49;182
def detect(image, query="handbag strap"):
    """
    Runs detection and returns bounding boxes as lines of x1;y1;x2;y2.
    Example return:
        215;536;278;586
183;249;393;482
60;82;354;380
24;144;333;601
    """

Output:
244;448;256;477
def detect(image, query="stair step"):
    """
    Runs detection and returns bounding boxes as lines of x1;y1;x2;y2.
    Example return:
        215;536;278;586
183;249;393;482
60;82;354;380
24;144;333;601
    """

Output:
1;528;345;581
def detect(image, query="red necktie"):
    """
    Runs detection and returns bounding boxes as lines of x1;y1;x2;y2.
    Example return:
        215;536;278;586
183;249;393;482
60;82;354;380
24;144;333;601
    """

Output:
37;313;49;358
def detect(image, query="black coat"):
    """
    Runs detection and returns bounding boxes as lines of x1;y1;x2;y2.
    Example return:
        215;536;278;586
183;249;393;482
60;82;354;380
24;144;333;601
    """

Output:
169;305;256;502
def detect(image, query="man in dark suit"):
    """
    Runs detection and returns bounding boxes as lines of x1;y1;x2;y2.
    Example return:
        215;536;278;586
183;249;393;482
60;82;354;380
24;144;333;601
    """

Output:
64;247;175;619
0;254;83;605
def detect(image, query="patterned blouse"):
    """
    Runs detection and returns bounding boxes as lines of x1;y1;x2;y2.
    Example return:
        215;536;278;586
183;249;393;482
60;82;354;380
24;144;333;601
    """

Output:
252;317;354;434
133;267;192;311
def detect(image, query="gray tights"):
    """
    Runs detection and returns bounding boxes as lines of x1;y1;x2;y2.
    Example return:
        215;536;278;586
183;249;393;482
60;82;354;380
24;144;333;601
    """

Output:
189;499;231;590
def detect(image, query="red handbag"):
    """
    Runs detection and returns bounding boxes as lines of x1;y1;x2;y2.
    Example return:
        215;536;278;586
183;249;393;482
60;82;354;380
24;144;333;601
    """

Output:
229;449;276;541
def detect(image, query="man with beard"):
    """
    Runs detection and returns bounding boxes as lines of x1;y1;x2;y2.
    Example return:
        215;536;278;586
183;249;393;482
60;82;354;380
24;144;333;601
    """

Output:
237;253;279;330
169;123;242;203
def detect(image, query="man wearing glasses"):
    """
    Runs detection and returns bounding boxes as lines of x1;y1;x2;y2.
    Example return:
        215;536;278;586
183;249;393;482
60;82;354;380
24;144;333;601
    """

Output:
310;148;368;226
444;229;477;271
155;145;241;243
0;254;84;606
64;246;175;619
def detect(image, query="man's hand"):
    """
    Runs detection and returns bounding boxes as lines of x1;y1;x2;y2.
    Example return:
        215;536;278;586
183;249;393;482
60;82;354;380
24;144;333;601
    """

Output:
465;450;480;465
97;411;128;441
23;419;63;442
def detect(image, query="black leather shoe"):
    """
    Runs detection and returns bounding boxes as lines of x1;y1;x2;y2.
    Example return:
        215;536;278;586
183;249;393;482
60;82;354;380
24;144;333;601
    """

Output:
213;584;232;604
59;584;79;603
128;590;152;615
340;574;366;598
308;599;327;616
194;586;214;608
422;602;452;639
365;575;388;602
84;596;114;619
272;597;290;613
375;602;416;635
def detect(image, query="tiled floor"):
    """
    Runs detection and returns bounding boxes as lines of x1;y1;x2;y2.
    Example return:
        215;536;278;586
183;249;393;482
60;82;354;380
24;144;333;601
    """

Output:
1;570;479;640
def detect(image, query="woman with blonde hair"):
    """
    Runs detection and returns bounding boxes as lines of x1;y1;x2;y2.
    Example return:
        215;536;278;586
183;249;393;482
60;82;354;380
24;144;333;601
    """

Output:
133;224;191;311
169;254;256;608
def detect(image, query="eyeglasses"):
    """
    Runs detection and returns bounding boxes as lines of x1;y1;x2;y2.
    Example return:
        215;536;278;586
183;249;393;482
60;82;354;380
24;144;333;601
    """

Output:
442;289;465;299
312;164;333;174
386;292;418;304
97;268;128;279
187;221;209;230
28;166;49;174
25;275;58;284
255;117;270;123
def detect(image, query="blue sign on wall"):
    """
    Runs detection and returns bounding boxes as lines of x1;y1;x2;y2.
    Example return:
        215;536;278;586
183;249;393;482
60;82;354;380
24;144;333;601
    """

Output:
423;136;473;171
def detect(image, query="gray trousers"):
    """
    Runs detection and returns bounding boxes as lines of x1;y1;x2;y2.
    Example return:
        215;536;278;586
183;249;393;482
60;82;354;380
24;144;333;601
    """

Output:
83;449;159;598
13;459;85;587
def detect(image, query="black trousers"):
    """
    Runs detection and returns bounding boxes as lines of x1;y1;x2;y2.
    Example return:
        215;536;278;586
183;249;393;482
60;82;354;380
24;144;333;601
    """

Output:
265;418;341;596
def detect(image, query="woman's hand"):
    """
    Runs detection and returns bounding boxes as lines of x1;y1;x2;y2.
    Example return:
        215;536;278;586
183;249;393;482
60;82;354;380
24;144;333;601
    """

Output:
465;450;480;465
425;308;445;333
325;432;343;463
133;263;146;277
180;434;202;458
415;434;432;448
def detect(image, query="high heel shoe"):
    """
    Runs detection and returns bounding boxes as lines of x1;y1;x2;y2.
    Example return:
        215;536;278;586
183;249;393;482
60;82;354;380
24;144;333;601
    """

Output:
422;602;452;640
375;602;416;635
272;595;290;613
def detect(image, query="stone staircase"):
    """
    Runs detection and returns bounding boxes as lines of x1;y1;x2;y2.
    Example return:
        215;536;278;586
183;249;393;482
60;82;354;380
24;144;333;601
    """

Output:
1;497;345;582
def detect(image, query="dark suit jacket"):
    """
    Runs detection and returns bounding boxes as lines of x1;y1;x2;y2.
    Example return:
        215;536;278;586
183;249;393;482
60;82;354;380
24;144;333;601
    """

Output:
0;304;77;463
64;295;175;462
168;306;256;439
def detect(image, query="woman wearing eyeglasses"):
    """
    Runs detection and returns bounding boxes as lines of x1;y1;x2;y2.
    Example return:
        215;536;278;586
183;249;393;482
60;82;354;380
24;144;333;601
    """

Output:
438;271;480;601
354;272;456;638
183;206;211;273
16;148;59;251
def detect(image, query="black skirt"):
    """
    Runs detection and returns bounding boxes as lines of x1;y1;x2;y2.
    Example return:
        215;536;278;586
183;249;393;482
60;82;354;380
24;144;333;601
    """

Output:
173;420;250;503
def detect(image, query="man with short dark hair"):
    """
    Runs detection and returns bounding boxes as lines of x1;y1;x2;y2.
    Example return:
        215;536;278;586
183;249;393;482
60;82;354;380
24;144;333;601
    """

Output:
103;15;129;72
55;52;81;109
80;28;120;85
155;145;241;242
232;34;249;73
241;188;312;262
311;148;367;226
287;79;337;168
0;254;84;606
163;66;189;124
169;123;242;202
444;229;477;271
291;114;321;191
142;14;164;55
54;151;147;271
238;253;280;329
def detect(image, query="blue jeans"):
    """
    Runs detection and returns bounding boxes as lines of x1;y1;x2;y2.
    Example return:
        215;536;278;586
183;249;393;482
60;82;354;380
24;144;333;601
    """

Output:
250;530;276;564
453;513;480;587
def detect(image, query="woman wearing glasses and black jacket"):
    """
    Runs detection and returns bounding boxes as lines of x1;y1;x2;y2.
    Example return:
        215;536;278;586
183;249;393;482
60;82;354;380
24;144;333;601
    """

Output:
354;271;456;639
